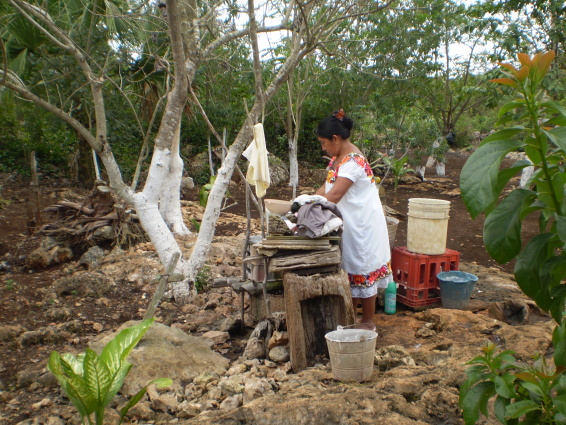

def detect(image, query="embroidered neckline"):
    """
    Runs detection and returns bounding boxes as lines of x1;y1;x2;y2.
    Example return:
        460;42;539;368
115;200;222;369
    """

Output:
326;153;373;184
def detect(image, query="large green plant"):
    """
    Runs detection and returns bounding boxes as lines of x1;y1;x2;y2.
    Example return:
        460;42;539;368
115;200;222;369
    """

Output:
459;51;566;424
48;319;171;425
460;50;566;322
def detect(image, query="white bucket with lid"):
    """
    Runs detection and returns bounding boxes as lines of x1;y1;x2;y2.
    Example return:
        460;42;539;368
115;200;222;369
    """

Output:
407;198;451;255
325;328;377;382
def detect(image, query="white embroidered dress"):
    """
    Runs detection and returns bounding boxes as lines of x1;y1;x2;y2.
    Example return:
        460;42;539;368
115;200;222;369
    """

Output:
324;153;393;298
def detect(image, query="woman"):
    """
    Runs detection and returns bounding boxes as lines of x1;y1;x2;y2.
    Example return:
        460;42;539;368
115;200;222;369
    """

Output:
314;109;392;331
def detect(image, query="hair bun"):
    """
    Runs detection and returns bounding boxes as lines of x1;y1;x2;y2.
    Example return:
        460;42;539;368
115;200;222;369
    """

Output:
342;116;354;131
332;109;354;131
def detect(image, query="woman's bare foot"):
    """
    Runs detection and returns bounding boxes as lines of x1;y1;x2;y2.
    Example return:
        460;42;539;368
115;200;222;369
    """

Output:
356;322;376;332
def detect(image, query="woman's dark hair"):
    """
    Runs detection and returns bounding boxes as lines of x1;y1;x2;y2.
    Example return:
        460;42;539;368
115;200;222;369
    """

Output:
316;109;354;140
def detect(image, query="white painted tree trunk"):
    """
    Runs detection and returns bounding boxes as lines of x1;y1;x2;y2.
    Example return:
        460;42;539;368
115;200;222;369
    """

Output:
185;118;257;282
289;135;299;190
436;161;446;177
158;125;190;235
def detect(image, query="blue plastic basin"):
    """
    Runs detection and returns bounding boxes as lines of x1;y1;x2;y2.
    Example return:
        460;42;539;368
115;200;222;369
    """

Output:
437;271;478;309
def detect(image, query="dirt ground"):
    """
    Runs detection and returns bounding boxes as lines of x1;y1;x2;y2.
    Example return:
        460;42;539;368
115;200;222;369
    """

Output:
0;150;545;424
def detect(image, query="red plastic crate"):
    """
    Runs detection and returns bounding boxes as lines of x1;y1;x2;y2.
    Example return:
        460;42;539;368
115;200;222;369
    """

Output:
391;246;460;290
397;285;441;308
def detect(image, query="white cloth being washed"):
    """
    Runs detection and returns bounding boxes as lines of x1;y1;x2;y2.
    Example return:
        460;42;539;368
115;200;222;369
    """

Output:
242;123;270;198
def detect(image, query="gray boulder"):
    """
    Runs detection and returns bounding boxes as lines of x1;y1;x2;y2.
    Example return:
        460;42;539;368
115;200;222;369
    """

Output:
89;321;230;397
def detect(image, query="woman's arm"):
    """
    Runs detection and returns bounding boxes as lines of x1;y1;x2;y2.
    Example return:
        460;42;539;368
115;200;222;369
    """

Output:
315;185;326;196
323;177;353;204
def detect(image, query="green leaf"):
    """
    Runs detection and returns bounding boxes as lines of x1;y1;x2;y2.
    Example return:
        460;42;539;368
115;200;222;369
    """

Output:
544;116;566;126
514;234;554;312
461;140;525;218
460;381;495;425
553;320;566;368
103;362;132;407
83;349;111;409
498;101;526;118
542;100;566;120
484;160;533;213
524;145;542;165
554;393;566;417
118;378;172;424
484;189;536;263
60;352;85;375
550;283;566;324
505;400;540;419
48;352;95;418
119;387;148;424
519;381;544;398
557;217;566;243
494;374;516;398
543;127;566;154
494;396;511;424
99;319;154;375
551;172;565;204
480;128;525;147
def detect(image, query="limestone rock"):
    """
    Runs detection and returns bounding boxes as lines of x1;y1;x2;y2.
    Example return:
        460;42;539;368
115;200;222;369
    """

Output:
267;330;289;349
46;307;72;322
421;386;461;422
0;324;25;341
242;320;272;359
31;398;52;410
177;401;201;419
121;400;153;421
52;271;113;298
415;323;437;338
15;416;66;425
193;371;220;387
24;247;51;269
268;346;290;363
268;155;290;187
219;375;244;396
201;330;230;345
220;394;242;411
78;246;106;270
93;225;114;240
375;345;416;371
89;322;229;397
488;300;529;325
243;377;274;405
16;367;49;389
227;364;248;376
147;385;178;414
219;316;242;334
181;176;195;190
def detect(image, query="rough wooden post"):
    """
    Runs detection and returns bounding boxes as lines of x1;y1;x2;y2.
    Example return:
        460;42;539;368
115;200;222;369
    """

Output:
144;252;181;320
283;270;355;373
262;257;271;318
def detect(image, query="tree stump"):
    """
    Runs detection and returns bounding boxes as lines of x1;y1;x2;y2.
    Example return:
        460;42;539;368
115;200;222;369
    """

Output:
283;270;355;373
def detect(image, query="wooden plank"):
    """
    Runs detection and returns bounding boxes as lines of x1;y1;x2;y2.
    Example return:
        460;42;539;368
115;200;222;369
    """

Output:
266;235;341;241
268;245;341;273
260;239;331;249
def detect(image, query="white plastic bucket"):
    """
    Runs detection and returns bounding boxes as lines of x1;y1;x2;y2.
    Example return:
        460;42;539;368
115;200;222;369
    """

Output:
325;329;377;382
407;198;450;255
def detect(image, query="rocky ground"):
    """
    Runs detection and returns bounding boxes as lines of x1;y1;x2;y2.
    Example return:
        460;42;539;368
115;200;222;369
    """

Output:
0;151;555;425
